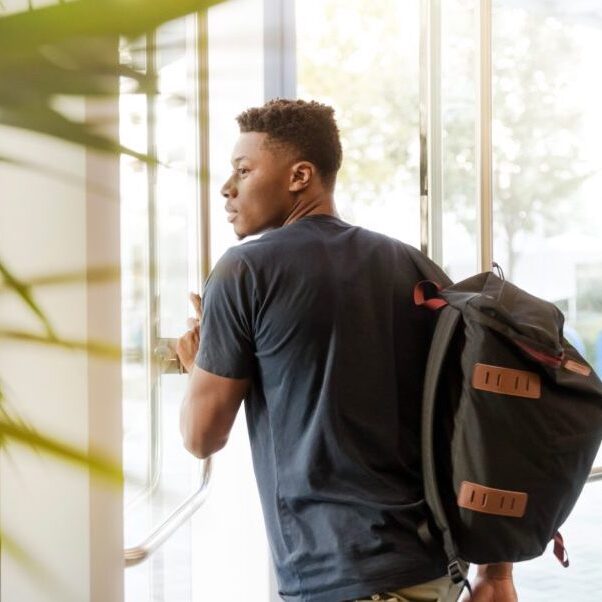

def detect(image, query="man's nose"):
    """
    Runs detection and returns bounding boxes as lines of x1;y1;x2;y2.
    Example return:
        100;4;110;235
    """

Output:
220;176;236;198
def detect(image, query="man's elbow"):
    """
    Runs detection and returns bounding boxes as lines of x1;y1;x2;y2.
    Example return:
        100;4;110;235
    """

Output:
182;431;227;460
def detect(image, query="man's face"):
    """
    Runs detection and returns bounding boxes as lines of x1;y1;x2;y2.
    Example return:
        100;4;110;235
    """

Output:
220;132;295;239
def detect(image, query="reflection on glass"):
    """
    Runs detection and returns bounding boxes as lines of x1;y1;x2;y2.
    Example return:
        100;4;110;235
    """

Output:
296;0;421;246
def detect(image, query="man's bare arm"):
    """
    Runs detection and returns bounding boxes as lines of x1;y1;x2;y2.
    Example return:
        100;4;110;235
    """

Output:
461;562;518;602
179;366;250;459
176;291;250;459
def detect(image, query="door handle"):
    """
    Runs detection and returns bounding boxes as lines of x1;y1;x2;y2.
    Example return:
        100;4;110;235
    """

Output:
124;457;212;567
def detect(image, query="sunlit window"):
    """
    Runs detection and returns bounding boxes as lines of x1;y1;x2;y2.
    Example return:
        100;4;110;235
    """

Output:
490;2;602;598
120;16;201;602
296;0;421;246
117;2;602;600
441;0;478;280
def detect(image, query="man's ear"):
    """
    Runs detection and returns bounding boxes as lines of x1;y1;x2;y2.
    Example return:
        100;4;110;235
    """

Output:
289;161;314;192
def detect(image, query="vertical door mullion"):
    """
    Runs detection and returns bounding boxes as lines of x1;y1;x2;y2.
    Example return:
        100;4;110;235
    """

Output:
145;27;166;602
263;0;297;101
476;0;493;272
145;29;163;507
419;0;443;264
196;11;211;282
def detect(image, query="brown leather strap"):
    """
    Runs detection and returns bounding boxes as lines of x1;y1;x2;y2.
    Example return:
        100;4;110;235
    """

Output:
563;359;591;377
413;280;448;310
553;531;570;567
457;481;528;517
472;363;541;399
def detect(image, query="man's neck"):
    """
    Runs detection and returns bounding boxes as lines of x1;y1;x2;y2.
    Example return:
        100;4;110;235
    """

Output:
282;193;337;227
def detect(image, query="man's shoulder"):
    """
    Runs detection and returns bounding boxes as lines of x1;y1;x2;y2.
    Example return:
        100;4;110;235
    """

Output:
218;219;433;275
235;218;418;252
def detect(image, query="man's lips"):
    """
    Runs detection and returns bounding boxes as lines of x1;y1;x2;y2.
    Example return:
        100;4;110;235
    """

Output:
226;211;238;223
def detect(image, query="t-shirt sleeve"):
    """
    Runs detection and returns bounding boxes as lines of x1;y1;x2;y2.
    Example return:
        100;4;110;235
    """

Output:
195;248;255;378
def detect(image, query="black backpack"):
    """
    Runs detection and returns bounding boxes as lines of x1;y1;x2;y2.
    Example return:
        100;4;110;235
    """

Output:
410;253;602;587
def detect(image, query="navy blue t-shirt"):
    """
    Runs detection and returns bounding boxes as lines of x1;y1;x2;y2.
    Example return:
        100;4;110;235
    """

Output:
195;214;447;601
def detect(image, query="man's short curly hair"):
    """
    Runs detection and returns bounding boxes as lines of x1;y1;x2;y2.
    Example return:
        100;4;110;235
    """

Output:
236;99;343;187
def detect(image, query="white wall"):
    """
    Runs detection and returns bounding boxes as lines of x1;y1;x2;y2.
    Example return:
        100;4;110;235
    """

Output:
0;82;123;602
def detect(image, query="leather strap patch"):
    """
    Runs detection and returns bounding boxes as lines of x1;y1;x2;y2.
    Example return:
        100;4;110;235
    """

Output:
563;359;591;377
472;363;541;399
457;481;528;518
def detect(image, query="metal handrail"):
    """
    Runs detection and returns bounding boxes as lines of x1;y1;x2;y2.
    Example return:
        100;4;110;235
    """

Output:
124;457;212;567
587;466;602;483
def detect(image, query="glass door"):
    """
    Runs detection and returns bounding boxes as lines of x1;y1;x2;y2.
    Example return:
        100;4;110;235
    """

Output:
120;13;205;602
116;2;602;600
296;0;422;246
439;0;602;596
119;2;274;600
489;2;602;597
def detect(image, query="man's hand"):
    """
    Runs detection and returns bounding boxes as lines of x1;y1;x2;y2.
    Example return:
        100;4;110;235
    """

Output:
461;563;518;602
175;292;203;373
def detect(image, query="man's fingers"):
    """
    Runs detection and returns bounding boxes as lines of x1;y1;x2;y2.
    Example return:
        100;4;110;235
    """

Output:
189;292;202;319
187;317;200;330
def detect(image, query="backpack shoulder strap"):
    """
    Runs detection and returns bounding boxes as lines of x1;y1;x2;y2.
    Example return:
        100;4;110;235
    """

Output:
406;245;454;287
422;304;466;581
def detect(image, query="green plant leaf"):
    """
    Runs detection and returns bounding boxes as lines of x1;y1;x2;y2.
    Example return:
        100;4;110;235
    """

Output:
0;57;157;102
0;528;75;600
0;329;122;360
0;260;57;339
0;417;123;485
0;0;224;54
0;265;121;292
0;154;120;199
0;1;226;158
0;104;155;163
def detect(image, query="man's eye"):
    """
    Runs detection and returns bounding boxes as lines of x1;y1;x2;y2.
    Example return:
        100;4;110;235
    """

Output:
236;167;249;176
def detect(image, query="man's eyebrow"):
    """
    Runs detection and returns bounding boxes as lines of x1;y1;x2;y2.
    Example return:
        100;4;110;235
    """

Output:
231;155;249;165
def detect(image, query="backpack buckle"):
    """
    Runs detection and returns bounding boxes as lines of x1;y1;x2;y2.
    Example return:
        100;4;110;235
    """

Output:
448;558;468;584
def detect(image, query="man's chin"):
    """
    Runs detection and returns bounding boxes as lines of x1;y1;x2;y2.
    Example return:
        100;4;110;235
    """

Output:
230;219;246;238
233;222;267;240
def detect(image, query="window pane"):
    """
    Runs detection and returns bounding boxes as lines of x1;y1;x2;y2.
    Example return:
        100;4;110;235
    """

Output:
120;35;151;511
155;18;201;338
121;17;201;602
492;2;602;598
208;0;264;265
441;0;478;279
492;2;602;371
194;2;272;600
296;0;421;246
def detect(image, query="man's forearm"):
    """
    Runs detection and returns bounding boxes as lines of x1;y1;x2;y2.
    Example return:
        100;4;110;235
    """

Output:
476;562;513;579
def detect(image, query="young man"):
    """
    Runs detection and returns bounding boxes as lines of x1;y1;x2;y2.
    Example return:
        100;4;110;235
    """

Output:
175;99;517;602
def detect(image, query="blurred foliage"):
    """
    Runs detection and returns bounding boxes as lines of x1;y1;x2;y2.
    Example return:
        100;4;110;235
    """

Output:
0;0;224;580
0;0;223;159
445;4;593;278
298;0;419;221
299;0;594;280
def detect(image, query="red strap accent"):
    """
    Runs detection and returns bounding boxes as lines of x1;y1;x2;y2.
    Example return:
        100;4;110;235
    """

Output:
514;340;564;369
414;280;448;310
553;531;570;568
